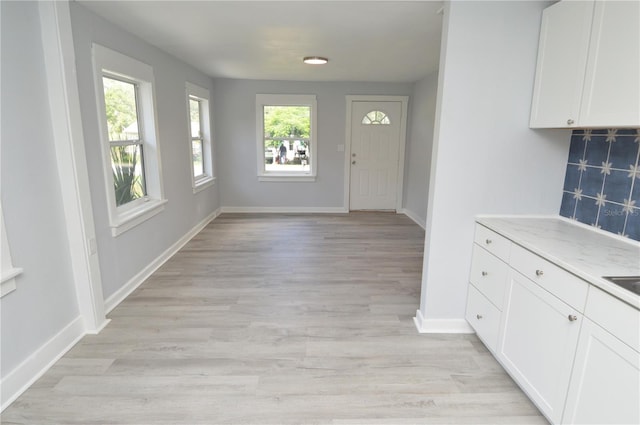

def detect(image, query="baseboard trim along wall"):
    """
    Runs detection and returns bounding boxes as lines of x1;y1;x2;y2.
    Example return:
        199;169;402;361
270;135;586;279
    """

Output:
104;207;222;313
220;206;348;214
414;309;474;334
400;208;426;230
0;316;85;411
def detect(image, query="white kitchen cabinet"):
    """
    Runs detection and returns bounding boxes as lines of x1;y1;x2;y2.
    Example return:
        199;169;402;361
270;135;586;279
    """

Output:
529;0;593;128
561;318;640;425
498;270;582;424
465;285;502;352
530;0;640;128
579;0;640;127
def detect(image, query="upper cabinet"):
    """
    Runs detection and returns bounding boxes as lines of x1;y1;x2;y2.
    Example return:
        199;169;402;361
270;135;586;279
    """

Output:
530;0;640;129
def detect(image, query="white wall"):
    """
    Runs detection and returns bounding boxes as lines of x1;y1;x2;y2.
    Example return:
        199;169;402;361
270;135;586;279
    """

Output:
69;2;220;301
403;72;439;227
213;78;413;209
0;0;80;381
417;1;571;330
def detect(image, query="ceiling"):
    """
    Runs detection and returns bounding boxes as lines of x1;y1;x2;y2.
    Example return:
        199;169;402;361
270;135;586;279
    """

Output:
77;1;444;83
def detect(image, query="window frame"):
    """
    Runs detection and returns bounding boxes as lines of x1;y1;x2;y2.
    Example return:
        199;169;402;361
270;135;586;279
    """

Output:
256;94;317;182
185;82;215;193
92;44;166;237
1;206;23;298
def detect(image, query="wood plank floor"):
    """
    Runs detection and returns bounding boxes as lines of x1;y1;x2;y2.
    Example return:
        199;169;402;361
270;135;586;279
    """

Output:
2;212;546;424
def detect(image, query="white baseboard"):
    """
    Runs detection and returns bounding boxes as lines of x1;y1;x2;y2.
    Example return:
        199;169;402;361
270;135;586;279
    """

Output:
400;208;426;230
414;309;474;334
104;208;221;314
1;316;85;411
220;206;348;214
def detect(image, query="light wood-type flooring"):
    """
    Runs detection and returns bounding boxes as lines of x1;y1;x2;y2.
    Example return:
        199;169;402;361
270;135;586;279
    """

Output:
2;213;546;424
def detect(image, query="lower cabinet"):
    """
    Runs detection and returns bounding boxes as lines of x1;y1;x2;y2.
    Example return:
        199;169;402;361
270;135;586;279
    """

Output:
561;319;640;425
466;221;640;425
498;271;582;424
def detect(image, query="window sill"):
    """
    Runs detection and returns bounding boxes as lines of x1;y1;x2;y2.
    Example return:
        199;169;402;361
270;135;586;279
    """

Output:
258;175;317;182
1;267;23;298
193;176;216;194
111;198;167;237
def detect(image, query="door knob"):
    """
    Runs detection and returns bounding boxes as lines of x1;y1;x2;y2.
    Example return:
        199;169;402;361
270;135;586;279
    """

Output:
568;315;577;322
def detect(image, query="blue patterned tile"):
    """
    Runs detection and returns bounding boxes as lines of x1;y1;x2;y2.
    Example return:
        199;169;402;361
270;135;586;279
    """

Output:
568;133;587;163
574;197;600;227
597;202;626;235
560;191;577;219
561;128;640;241
616;129;640;136
603;170;634;204
580;166;605;197
632;179;640;204
608;137;639;170
624;208;640;240
584;136;610;166
563;164;581;192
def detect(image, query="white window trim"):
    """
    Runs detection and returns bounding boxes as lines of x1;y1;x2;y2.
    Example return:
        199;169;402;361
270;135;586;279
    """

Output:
256;94;317;182
186;82;215;193
1;206;23;298
92;44;166;237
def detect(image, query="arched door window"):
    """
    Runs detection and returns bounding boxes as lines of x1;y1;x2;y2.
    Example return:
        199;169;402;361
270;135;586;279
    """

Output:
362;110;390;125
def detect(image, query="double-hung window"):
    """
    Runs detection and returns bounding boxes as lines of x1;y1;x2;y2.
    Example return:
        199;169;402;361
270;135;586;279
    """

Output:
186;82;214;192
93;44;166;236
256;94;317;181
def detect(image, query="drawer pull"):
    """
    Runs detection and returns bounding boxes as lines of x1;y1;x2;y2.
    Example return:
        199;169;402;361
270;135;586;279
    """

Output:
476;314;483;320
485;239;492;245
481;271;488;277
535;269;544;277
568;314;577;322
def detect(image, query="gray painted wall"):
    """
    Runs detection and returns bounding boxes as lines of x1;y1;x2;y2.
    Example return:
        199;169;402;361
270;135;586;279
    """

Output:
419;0;570;323
213;79;413;209
0;1;79;374
403;72;439;225
70;2;220;300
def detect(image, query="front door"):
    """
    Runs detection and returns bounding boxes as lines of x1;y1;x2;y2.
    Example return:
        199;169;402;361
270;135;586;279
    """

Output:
349;101;402;210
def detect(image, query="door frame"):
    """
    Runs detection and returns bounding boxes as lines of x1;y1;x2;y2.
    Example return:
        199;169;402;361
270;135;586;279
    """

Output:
343;95;409;211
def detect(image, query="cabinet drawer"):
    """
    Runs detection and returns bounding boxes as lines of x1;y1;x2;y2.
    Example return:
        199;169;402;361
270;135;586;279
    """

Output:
510;244;588;312
585;286;640;350
473;225;511;262
466;285;501;353
469;244;509;309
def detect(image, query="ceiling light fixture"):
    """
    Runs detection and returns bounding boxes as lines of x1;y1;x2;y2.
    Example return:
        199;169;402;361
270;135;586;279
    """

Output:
303;56;328;65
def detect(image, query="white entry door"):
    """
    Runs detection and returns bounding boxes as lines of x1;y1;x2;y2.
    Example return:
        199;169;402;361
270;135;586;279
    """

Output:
349;101;403;210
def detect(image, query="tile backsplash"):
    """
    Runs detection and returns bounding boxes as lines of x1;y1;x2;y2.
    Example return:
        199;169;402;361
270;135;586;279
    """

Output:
560;129;640;241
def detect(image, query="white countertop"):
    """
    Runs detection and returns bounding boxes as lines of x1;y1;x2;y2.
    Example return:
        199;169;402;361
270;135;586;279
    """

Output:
476;215;640;309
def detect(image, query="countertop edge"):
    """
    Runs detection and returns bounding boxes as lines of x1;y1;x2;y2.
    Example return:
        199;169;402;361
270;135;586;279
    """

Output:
475;215;640;310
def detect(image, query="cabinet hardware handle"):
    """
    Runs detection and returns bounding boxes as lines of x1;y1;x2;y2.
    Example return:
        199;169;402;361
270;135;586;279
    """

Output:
352;153;356;157
535;269;544;277
476;314;483;320
352;161;356;165
485;239;492;244
481;271;488;276
567;118;575;125
568;314;577;322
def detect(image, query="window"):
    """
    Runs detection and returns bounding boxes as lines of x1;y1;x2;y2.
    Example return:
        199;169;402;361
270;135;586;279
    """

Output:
93;44;166;237
256;94;317;181
186;82;214;192
362;110;390;125
1;206;22;298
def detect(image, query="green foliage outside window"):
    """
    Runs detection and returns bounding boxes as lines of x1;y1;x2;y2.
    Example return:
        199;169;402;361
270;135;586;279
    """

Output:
264;106;310;149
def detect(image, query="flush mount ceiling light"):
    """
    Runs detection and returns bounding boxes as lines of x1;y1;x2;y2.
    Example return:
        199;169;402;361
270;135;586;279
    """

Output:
303;56;328;65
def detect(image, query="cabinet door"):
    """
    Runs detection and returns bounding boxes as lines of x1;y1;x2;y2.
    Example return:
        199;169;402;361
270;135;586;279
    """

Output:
498;271;582;424
529;0;593;128
562;318;640;425
579;0;640;127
